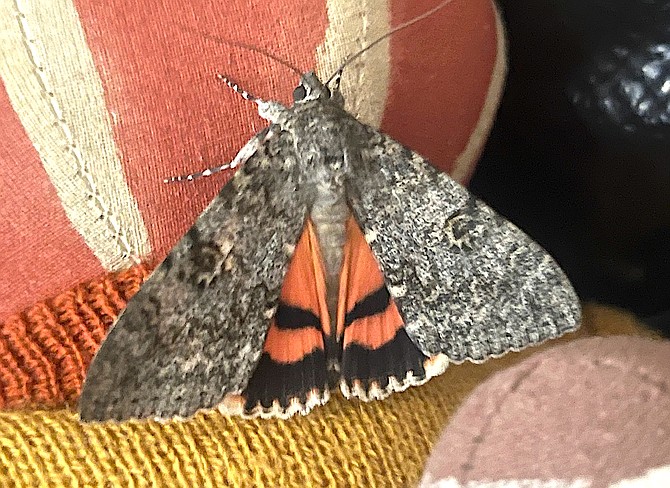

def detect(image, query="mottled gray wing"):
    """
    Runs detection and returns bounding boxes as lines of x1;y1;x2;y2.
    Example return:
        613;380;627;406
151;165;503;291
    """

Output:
346;127;581;362
79;128;309;421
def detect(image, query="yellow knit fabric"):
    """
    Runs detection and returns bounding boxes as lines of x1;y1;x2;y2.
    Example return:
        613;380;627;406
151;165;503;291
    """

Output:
0;304;656;487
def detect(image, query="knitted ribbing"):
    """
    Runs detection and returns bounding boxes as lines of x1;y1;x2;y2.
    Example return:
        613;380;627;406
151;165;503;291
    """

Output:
0;265;150;409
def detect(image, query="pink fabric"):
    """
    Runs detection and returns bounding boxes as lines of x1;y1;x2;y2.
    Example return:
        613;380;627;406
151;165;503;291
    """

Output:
422;336;670;487
0;83;103;319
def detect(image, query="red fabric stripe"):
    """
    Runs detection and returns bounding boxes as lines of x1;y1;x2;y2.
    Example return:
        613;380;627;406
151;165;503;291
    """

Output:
383;0;498;178
73;0;328;261
0;82;103;322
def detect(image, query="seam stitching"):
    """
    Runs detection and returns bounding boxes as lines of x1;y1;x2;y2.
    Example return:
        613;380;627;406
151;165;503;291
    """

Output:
14;0;134;262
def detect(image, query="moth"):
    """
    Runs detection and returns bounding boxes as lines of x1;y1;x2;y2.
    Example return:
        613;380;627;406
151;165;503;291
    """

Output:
79;31;581;425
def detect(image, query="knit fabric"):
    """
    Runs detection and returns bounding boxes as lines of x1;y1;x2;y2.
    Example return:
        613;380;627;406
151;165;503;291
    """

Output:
0;265;150;410
0;267;655;486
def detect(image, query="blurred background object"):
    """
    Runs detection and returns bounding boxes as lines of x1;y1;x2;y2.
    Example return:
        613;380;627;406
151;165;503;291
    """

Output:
471;0;670;334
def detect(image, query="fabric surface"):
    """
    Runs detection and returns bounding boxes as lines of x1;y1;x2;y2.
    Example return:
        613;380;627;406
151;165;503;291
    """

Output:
420;335;670;487
0;0;504;322
0;265;150;410
0;284;656;486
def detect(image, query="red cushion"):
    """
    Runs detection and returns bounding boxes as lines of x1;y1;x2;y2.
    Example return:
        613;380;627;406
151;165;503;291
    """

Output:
0;0;504;321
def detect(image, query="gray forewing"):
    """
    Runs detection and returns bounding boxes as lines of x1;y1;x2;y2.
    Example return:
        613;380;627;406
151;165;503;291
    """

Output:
346;127;581;362
79;129;309;421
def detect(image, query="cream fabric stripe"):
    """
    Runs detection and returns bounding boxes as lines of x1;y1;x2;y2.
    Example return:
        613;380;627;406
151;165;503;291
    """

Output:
0;0;150;270
450;3;507;183
315;0;391;128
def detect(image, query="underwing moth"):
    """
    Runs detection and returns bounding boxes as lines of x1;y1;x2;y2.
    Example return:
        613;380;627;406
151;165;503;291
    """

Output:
79;67;581;422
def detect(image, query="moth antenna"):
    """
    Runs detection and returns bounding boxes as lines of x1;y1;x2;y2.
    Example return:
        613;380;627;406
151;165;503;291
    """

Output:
216;74;260;102
176;22;303;76
163;162;234;184
325;0;457;85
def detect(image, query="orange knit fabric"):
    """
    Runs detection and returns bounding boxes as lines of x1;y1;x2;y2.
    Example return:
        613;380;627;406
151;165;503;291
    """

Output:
0;265;151;409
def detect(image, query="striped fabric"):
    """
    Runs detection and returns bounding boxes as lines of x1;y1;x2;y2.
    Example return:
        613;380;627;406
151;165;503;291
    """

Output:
0;0;505;321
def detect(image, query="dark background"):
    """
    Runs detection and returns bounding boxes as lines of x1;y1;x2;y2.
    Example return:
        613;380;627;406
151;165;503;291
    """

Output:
469;0;670;334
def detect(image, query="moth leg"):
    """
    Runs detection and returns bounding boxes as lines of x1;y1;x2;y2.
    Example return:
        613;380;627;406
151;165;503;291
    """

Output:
163;161;234;183
216;73;261;102
164;127;274;184
325;68;345;108
216;73;287;123
329;68;343;92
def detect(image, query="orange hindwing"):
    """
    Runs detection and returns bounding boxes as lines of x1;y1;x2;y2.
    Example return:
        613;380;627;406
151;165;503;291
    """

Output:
239;217;444;416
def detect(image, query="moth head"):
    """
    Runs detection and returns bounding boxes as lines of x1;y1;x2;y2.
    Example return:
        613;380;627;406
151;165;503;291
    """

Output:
293;72;337;105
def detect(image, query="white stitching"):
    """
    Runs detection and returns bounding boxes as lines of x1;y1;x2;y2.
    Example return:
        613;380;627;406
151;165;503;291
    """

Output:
14;0;134;261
